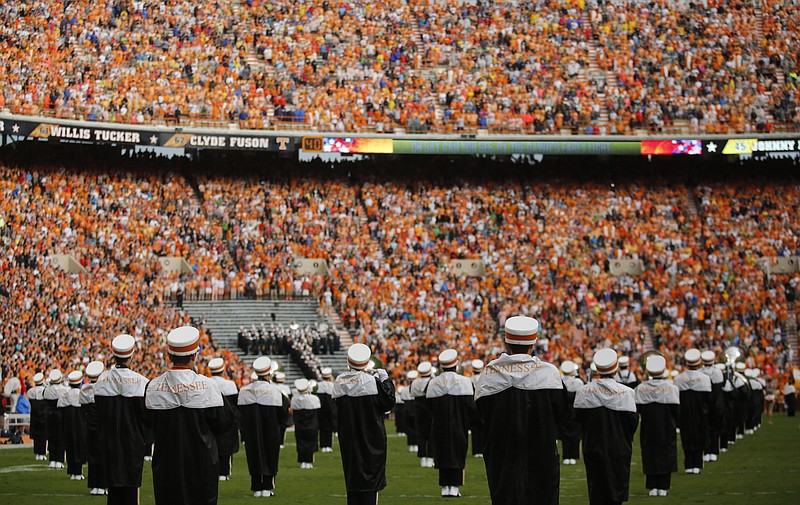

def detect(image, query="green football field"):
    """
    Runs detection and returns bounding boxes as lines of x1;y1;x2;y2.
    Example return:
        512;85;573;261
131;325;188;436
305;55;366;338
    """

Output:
1;414;798;504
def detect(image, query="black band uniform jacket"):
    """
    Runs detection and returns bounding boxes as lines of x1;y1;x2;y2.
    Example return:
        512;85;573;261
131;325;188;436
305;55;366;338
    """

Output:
238;379;290;486
574;377;639;504
145;368;232;505
94;365;149;488
634;378;679;478
333;370;396;493
475;353;565;505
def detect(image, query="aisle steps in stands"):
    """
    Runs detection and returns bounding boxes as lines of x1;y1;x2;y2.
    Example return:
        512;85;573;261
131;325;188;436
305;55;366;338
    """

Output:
179;300;349;380
232;0;277;126
755;8;780;128
756;8;786;87
787;302;798;367
683;185;700;218
582;9;610;128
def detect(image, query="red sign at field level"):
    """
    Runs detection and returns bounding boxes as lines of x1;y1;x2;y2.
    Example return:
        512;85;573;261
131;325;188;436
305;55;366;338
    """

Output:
640;140;703;155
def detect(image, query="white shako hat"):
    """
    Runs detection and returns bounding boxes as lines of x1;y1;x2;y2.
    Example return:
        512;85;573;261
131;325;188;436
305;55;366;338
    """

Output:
646;355;667;377
439;349;458;369
253;357;272;377
418;361;433;377
49;369;63;384
208;358;225;374
347;343;371;371
744;368;754;378
701;350;716;365
33;372;45;385
295;378;310;393
68;370;83;385
618;356;630;369
685;349;702;367
407;370;419;381
735;362;746;372
593;349;618;376
471;359;484;372
504;316;539;345
714;363;726;371
167;326;200;356
670;370;679;379
753;369;761;378
321;367;333;378
275;372;286;383
112;334;136;358
560;360;577;375
85;361;105;379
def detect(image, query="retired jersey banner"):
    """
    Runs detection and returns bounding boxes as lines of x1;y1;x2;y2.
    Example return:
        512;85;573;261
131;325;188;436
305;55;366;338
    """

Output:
0;114;296;152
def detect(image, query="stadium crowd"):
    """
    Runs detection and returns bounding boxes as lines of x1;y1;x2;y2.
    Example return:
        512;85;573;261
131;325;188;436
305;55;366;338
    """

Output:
0;0;798;133
1;154;798;401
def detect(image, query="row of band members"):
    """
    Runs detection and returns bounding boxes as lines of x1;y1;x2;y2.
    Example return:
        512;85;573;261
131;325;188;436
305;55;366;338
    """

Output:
27;316;793;505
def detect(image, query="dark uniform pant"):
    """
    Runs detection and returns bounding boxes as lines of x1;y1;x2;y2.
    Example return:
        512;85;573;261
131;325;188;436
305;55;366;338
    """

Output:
646;473;672;490
219;454;232;476
320;430;334;449
347;491;378;505
438;468;464;487
684;450;703;470
66;459;83;476
107;487;138;505
49;440;65;463
562;437;580;460
705;431;720;455
33;436;47;456
251;475;275;492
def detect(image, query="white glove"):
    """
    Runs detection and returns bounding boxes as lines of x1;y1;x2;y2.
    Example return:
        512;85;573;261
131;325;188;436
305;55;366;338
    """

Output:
376;369;389;381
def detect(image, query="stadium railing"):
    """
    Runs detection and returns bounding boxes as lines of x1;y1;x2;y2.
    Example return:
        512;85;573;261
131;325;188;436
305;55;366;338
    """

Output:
5;107;796;136
2;413;30;432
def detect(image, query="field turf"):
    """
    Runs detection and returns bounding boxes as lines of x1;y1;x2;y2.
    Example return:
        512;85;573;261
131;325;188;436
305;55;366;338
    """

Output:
0;414;797;504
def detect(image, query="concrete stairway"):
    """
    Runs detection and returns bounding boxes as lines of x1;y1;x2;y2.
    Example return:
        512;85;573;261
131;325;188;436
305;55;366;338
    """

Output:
787;302;798;367
582;9;610;129
180;299;350;380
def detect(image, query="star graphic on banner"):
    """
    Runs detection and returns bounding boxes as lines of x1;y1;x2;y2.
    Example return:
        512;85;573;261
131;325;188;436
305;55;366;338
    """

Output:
707;141;717;153
150;135;159;145
12;124;20;133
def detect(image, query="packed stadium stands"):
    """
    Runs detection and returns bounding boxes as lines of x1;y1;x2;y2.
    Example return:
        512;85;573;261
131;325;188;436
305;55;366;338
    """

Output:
1;146;797;400
0;0;797;134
